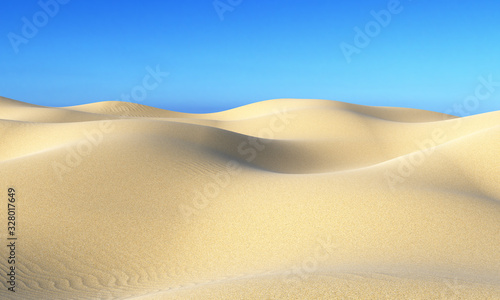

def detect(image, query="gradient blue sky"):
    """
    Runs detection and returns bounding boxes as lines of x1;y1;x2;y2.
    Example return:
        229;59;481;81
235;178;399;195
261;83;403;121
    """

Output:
1;0;499;114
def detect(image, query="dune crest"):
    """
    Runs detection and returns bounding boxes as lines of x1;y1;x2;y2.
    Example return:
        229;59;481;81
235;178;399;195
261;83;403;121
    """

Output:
1;96;499;299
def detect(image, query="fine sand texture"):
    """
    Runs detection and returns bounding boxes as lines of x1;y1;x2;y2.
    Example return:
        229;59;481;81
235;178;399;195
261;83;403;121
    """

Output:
0;96;499;299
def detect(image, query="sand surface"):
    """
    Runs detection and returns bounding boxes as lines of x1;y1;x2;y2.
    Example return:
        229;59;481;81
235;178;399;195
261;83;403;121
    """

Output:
0;96;499;299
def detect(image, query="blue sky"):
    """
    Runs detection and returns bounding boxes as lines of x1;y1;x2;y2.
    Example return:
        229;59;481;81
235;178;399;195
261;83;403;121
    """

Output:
1;0;499;114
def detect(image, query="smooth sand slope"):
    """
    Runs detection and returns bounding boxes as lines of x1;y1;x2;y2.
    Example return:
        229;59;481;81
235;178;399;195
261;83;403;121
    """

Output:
0;96;499;299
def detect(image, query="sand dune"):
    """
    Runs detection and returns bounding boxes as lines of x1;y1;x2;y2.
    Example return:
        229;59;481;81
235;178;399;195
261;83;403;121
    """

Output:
0;96;499;299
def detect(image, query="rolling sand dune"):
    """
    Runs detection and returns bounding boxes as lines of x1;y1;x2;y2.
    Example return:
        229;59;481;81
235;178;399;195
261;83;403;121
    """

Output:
0;96;499;299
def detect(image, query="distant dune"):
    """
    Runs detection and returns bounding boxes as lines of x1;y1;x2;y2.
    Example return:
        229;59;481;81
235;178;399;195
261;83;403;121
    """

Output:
0;96;499;299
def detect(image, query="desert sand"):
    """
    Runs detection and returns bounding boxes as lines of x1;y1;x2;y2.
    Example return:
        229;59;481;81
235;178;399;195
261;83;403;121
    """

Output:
0;96;499;299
